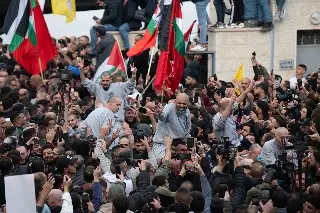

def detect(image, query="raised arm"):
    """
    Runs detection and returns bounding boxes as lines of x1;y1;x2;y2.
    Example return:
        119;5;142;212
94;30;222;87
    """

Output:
236;80;255;104
120;64;137;94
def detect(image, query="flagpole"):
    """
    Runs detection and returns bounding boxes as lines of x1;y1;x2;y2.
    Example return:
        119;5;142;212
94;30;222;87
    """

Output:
38;58;44;82
141;75;156;96
161;81;165;104
145;46;156;85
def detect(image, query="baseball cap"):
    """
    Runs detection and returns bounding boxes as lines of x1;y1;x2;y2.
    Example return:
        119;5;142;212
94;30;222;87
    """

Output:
56;155;77;172
255;81;268;94
93;25;106;36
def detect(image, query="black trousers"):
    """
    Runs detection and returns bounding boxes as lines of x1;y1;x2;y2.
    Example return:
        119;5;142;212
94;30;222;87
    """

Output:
229;0;244;24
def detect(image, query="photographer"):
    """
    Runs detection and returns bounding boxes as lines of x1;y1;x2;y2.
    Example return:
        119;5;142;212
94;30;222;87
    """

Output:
260;127;296;166
222;155;252;213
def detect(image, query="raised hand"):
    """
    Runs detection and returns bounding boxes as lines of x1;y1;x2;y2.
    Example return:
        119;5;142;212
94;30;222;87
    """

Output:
112;128;120;140
46;129;56;143
130;63;137;76
100;120;112;139
63;175;72;192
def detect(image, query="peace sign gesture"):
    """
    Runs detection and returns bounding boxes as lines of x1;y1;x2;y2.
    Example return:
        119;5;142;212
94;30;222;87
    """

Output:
130;63;137;77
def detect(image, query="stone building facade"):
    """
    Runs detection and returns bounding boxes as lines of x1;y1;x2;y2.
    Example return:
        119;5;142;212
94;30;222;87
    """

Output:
208;0;320;81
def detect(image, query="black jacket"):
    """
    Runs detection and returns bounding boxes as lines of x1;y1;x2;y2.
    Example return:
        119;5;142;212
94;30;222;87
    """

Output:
101;0;122;27
129;170;150;211
224;167;252;213
122;0;141;30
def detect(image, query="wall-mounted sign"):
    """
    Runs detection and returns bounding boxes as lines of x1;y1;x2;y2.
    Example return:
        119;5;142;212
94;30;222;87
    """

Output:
280;60;294;70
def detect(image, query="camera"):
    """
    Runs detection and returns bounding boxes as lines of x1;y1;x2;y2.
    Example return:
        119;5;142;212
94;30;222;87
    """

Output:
216;137;237;160
60;69;71;83
276;89;294;102
80;135;97;149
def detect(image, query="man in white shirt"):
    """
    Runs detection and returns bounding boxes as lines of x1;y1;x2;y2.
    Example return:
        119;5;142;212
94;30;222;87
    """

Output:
289;64;307;90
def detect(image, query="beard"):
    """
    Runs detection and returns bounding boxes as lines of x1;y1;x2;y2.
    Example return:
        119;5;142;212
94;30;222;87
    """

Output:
102;86;110;91
177;108;187;115
125;117;137;126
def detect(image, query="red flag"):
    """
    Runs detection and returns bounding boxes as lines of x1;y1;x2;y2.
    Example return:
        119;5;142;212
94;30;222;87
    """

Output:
2;0;57;75
127;5;161;57
153;0;185;95
184;20;196;43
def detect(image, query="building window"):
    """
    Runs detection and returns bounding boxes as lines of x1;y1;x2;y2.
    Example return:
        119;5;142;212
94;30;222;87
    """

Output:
297;30;320;45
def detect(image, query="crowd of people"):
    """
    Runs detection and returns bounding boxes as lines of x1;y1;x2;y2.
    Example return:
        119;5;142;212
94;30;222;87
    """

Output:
0;0;320;212
0;29;320;212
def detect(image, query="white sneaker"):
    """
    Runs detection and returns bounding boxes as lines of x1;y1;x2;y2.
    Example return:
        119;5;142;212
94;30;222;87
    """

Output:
189;44;206;52
226;23;237;28
274;11;281;21
236;22;245;28
280;9;286;19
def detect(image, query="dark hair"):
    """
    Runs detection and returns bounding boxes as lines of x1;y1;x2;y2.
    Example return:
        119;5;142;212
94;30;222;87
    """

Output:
190;191;205;213
42;143;54;152
113;195;130;213
212;183;228;198
141;203;158;213
7;150;21;165
3;98;13;110
23;128;37;143
272;189;288;208
210;197;224;213
167;202;190;213
29;158;45;173
5;126;17;137
152;175;167;187
0;157;13;175
83;165;95;183
10;111;21;124
305;195;320;209
44;117;55;127
286;195;303;213
297;64;307;72
8;91;19;104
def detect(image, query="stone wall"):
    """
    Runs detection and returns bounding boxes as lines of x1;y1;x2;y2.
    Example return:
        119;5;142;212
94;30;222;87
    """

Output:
108;30;145;50
208;0;320;81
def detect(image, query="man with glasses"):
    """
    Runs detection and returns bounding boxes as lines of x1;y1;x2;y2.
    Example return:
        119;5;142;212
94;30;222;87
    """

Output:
260;127;295;166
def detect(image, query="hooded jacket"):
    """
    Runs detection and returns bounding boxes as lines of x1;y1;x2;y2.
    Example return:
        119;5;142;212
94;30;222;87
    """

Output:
155;186;175;208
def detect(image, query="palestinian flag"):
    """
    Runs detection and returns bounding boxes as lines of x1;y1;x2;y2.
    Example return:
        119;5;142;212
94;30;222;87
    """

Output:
154;0;185;94
126;4;161;57
184;20;196;51
2;0;57;75
94;39;126;83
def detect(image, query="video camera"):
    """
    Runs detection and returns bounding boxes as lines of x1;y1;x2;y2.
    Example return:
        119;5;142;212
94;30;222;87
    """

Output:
215;136;237;160
80;135;97;149
276;89;296;102
270;141;307;190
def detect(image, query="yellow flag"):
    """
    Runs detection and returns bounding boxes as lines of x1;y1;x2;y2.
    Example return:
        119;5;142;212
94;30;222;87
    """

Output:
234;63;244;81
234;63;244;95
51;0;76;23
